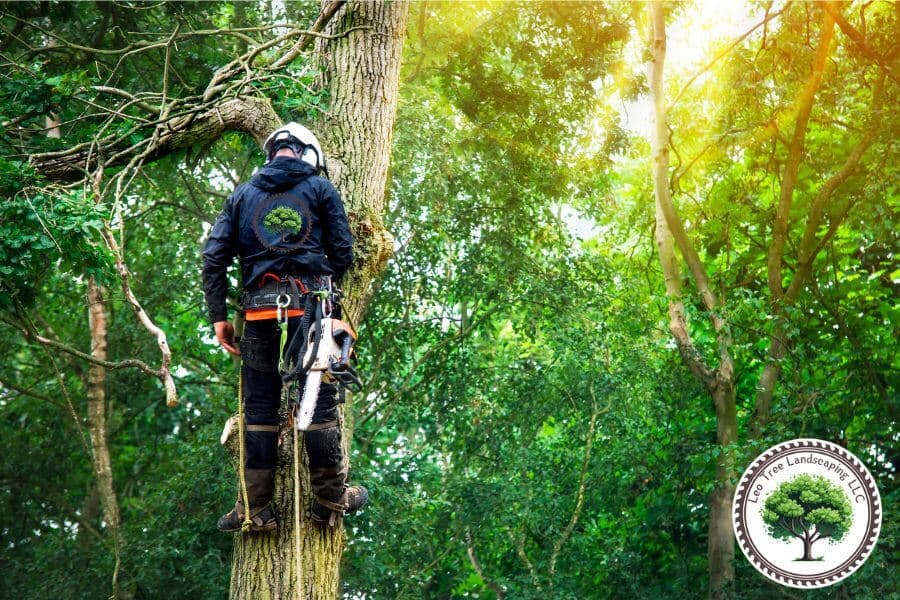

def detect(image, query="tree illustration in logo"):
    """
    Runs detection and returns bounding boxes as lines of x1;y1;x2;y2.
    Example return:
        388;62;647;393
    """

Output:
263;206;303;242
761;474;853;561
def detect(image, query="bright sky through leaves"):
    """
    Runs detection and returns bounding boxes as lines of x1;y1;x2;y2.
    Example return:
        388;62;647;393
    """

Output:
620;0;756;141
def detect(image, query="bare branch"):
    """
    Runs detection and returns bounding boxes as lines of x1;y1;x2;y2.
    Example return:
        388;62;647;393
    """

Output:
0;377;66;409
91;155;178;408
466;530;506;600
91;86;161;115
271;1;347;68
0;310;165;382
548;395;605;582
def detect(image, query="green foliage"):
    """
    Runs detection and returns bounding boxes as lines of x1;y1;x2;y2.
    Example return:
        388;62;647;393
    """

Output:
0;186;113;307
762;474;853;546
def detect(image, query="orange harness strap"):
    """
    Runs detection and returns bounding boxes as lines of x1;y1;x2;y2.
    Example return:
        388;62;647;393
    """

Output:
245;308;303;322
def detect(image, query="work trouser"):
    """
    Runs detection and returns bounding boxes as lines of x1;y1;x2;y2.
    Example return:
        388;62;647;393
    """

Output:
239;317;346;505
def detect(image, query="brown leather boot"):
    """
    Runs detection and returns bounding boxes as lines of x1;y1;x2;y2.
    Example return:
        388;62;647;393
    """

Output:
217;468;277;532
311;485;369;526
306;426;369;527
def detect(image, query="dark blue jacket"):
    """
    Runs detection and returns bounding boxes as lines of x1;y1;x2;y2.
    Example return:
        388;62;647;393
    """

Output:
201;156;353;323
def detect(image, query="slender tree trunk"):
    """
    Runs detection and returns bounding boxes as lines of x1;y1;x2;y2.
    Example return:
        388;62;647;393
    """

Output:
708;386;737;598
87;277;128;599
647;5;736;598
229;3;409;598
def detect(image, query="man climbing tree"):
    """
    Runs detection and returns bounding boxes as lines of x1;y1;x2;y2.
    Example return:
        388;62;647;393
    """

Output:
202;121;368;532
3;1;409;595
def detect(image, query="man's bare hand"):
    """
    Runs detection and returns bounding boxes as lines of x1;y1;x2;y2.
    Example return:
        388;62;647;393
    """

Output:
214;321;241;356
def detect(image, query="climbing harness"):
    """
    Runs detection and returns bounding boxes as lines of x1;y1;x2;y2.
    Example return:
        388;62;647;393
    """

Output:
244;273;363;429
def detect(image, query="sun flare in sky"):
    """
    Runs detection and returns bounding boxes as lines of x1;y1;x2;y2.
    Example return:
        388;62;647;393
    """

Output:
621;0;758;141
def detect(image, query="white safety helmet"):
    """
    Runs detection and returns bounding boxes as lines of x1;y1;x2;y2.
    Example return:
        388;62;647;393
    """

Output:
263;122;324;169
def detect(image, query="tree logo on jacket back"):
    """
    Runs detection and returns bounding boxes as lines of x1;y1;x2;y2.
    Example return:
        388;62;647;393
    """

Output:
252;193;313;252
733;439;881;589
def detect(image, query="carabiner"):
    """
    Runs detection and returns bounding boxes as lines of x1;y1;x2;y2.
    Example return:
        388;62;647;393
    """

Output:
276;293;291;323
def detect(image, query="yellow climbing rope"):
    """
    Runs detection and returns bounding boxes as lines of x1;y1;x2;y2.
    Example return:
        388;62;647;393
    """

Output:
293;403;303;598
237;367;253;532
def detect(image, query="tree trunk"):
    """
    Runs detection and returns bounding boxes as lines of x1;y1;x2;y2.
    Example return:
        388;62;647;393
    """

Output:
87;277;128;599
647;5;736;598
315;0;410;325
708;385;737;599
228;3;409;598
801;536;815;561
228;432;344;599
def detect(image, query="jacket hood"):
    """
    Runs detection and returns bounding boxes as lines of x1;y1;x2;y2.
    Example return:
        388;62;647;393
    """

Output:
250;156;318;192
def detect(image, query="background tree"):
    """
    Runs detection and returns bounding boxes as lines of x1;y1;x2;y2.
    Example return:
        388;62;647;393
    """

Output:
643;2;896;596
762;474;853;561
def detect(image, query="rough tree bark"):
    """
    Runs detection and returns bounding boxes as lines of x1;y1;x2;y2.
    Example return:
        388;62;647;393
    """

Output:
315;3;408;324
647;5;737;598
227;3;409;599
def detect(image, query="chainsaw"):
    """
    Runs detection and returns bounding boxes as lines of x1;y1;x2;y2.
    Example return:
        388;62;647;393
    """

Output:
292;311;362;431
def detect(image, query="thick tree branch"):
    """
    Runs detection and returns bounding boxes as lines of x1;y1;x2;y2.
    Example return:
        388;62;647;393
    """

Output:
30;96;281;181
821;1;899;83
768;8;836;304
25;4;360;182
786;74;885;302
748;71;885;439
